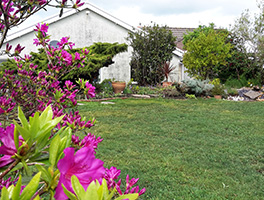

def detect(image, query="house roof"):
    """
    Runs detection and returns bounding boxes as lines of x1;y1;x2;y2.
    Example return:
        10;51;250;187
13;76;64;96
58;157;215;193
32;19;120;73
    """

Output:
3;3;190;58
168;27;195;50
5;2;136;43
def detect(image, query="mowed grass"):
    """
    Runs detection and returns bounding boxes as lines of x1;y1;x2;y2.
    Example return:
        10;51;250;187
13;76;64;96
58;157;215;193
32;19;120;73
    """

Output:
78;98;264;199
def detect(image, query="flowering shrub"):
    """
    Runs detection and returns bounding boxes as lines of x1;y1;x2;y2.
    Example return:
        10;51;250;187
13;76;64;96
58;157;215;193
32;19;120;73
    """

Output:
0;1;145;199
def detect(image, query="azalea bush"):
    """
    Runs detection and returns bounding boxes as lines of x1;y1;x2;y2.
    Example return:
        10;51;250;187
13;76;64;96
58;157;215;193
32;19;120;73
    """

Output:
0;1;145;199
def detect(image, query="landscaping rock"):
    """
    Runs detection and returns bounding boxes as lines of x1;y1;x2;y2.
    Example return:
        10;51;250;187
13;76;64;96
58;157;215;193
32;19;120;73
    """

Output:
101;102;115;104
243;90;262;100
226;96;244;101
132;94;151;98
149;94;160;98
237;87;251;97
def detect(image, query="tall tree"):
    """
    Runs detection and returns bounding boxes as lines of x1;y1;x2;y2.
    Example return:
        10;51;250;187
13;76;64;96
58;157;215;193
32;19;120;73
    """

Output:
127;23;177;86
182;24;232;80
231;0;264;82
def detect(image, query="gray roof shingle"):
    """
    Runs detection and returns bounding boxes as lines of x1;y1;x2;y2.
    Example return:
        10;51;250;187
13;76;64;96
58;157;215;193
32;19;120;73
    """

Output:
168;27;195;50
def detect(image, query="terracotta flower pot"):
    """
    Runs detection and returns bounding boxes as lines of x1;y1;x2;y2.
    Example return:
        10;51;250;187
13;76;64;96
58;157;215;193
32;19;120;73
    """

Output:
112;81;126;94
214;95;222;99
162;82;173;88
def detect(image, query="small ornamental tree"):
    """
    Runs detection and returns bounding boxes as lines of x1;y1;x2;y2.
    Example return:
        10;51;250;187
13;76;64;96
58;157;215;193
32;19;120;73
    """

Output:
182;24;232;80
127;23;177;86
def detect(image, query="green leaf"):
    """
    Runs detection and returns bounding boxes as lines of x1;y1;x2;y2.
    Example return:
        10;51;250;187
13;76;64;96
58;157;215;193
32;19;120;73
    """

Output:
62;184;78;200
35;115;64;139
12;175;22;200
97;179;115;200
20;172;41;200
49;135;60;167
18;106;29;130
14;126;19;151
115;193;139;200
56;137;67;164
39;105;53;126
49;127;65;142
84;179;99;199
29;112;40;139
14;121;30;143
36;165;52;183
21;159;31;176
63;127;72;147
1;187;9;200
71;175;86;199
33;195;40;200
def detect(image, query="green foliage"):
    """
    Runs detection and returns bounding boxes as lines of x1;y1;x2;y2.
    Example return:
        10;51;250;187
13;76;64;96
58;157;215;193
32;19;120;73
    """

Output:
94;79;114;98
0;42;128;82
183;24;232;80
217;32;255;82
231;1;264;83
162;86;182;98
210;78;225;96
1;173;41;200
181;79;214;96
62;176;138;200
185;94;196;99
127;23;177;86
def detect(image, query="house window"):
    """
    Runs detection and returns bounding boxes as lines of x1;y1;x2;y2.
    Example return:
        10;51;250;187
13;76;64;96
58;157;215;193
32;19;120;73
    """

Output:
49;40;59;48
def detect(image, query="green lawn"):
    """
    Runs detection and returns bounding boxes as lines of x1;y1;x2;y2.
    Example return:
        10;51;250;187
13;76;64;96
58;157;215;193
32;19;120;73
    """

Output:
78;98;264;200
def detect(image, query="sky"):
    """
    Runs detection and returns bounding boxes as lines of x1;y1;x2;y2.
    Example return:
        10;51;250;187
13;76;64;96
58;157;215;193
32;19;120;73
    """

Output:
9;0;260;35
86;0;259;28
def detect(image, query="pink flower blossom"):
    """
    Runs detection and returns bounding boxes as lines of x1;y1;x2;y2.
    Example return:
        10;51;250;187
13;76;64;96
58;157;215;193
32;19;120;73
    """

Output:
55;147;105;199
80;133;103;154
34;23;49;36
5;43;12;53
82;48;89;55
115;174;146;197
85;82;96;98
0;124;23;167
61;50;72;65
74;52;81;61
14;44;25;55
0;96;16;115
104;166;121;189
64;80;75;90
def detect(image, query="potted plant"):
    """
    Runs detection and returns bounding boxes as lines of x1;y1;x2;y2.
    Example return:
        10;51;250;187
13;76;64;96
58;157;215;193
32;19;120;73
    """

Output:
161;61;175;87
111;80;126;94
211;79;225;99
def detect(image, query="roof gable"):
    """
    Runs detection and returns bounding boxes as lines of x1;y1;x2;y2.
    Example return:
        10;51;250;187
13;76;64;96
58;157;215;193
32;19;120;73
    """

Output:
5;3;135;43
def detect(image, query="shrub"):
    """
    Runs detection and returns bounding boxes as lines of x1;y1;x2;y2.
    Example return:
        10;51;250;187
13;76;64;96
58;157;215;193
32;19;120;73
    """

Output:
127;23;177;86
181;79;214;96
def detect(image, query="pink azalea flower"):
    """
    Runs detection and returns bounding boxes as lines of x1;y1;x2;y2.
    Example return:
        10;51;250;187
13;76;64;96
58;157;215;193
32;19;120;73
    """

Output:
0;124;23;167
14;44;25;55
64;80;75;90
85;82;96;98
55;147;105;200
80;133;103;154
115;174;146;197
74;52;81;61
0;96;16;115
104;166;121;189
61;50;72;66
5;43;12;53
